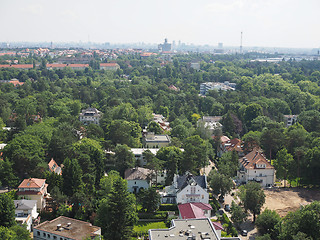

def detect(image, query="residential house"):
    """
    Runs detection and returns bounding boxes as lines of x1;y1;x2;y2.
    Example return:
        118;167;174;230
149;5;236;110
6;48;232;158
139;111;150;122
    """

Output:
178;202;212;219
152;113;171;132
200;81;236;95
218;138;243;157
17;178;48;210
237;149;275;187
197;116;222;136
162;173;209;204
79;107;102;125
130;148;160;167
14;200;38;232
48;159;62;175
100;63;120;70
190;62;201;71
142;132;171;148
33;216;101;240
149;218;240;240
124;167;153;193
0;143;6;160
284;115;298;127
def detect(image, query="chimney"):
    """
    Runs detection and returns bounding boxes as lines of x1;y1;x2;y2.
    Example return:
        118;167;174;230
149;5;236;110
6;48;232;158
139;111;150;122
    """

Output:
56;224;61;230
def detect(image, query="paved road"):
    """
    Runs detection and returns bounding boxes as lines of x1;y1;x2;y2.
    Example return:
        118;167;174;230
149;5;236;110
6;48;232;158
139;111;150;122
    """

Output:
201;160;216;176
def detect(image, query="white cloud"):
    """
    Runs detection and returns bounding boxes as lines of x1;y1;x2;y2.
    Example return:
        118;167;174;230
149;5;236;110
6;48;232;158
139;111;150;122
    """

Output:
205;0;245;13
59;10;78;22
20;4;44;16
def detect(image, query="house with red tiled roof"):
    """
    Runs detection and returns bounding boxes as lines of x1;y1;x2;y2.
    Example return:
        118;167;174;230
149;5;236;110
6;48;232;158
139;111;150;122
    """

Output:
100;62;120;70
48;159;62;175
0;64;33;69
178;202;212;219
218;138;244;157
237;149;275;187
17;178;48;210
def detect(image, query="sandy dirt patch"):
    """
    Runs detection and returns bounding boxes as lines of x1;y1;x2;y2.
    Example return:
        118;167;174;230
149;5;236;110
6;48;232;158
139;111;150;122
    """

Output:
263;188;320;217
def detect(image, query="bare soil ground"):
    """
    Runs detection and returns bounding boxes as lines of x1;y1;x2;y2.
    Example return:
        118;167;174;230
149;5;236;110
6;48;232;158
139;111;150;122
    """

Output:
263;188;320;217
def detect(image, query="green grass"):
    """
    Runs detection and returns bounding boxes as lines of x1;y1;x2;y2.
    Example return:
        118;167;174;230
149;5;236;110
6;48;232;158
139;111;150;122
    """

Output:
133;221;167;232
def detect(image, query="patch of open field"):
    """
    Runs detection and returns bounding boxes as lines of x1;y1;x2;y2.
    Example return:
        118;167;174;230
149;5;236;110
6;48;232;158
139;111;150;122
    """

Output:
263;188;320;217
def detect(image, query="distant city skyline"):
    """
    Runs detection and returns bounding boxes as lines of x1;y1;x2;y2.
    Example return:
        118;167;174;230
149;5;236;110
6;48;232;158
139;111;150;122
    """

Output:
1;0;320;48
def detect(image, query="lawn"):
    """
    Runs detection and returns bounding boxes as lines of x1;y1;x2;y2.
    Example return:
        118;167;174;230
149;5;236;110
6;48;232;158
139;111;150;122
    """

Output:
133;221;167;233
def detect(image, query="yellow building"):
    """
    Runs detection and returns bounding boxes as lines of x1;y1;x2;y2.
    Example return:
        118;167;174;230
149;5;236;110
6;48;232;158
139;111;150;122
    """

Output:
17;178;48;211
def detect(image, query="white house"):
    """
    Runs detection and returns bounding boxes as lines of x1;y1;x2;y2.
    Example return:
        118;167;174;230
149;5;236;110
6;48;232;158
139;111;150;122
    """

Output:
79;107;102;125
162;173;209;204
14;200;38;232
237;149;275;188
284;115;298;127
124;167;152;193
130;148;160;167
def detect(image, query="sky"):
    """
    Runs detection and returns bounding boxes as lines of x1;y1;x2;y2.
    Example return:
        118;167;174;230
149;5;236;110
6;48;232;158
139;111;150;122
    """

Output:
1;0;320;48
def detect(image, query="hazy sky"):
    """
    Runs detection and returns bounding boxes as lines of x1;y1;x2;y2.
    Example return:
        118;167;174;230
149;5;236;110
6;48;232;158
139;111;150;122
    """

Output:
1;0;320;48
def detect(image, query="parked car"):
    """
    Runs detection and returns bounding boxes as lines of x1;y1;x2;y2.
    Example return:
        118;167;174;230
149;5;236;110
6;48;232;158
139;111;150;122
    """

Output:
224;204;230;212
241;230;248;236
218;195;225;203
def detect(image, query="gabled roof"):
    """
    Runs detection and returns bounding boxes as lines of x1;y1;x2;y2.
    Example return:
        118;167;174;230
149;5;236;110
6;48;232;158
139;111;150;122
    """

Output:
178;203;207;219
178;202;213;220
124;167;153;181
48;159;62;175
100;63;119;67
176;174;207;190
14;200;37;210
240;149;274;170
18;178;46;188
224;138;243;152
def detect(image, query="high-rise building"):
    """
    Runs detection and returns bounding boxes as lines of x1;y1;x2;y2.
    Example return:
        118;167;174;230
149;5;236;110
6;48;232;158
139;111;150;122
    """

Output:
158;38;172;52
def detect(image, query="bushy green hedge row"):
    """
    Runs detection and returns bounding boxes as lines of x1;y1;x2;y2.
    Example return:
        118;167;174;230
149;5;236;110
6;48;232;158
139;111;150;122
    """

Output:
220;213;238;237
138;211;168;220
159;204;178;211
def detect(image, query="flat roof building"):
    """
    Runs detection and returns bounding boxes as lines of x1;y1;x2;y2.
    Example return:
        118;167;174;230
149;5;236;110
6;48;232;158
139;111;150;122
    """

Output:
33;216;101;240
149;218;241;240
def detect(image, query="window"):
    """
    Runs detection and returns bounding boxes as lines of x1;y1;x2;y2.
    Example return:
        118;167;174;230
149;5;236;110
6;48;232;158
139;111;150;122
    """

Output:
48;234;51;238
37;231;40;236
43;233;46;237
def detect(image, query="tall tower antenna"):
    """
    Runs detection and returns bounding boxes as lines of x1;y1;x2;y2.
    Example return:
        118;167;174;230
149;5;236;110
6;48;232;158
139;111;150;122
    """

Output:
240;31;243;54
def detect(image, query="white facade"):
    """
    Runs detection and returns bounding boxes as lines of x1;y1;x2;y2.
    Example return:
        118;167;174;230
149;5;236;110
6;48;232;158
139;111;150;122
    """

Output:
162;174;209;204
238;167;275;187
14;200;38;232
177;183;209;204
237;150;275;188
284;115;298;127
127;179;151;193
200;81;236;95
79;108;102;125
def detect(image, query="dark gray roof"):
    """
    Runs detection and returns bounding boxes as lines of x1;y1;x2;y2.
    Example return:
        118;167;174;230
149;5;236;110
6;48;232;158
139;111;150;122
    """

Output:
177;174;207;190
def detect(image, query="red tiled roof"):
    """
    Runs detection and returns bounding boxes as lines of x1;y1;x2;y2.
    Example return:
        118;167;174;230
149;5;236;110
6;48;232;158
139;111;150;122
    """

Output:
0;64;33;69
240;149;274;170
100;63;119;67
18;178;46;188
178;203;212;219
212;221;224;231
220;136;230;143
224;138;243;152
9;80;24;86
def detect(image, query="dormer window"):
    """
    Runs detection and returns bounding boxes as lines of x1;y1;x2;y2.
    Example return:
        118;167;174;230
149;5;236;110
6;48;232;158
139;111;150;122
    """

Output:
256;164;266;169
